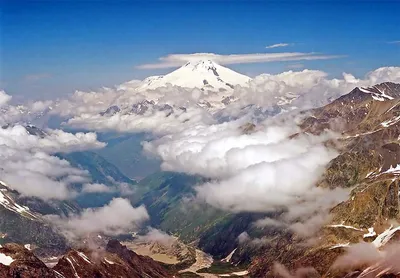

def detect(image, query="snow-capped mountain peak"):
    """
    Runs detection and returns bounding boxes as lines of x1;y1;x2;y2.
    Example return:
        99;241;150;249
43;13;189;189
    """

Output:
182;59;221;72
135;59;251;92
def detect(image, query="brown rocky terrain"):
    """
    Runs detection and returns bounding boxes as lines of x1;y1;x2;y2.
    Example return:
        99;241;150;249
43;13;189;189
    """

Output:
0;240;172;278
242;82;400;277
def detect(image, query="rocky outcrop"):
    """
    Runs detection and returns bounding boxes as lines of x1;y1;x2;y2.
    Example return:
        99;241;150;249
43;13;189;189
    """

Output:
0;243;57;278
53;240;172;278
0;241;172;278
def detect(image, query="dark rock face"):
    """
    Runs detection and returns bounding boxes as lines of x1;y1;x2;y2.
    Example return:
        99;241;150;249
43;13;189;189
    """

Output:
0;241;171;278
157;104;174;117
100;105;120;116
221;96;234;105
24;125;48;138
130;100;155;115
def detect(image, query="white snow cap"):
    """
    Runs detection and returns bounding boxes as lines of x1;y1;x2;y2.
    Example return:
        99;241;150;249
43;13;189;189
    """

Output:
136;59;251;91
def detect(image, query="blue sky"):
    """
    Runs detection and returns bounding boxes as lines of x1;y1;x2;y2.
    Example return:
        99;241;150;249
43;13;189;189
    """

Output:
1;0;399;99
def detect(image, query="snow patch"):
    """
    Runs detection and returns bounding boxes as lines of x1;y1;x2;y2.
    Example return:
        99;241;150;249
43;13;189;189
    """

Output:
329;243;350;249
53;270;66;278
381;115;400;127
219;270;249;277
359;87;371;93
77;251;91;264
104;258;115;265
360;86;395;101
383;164;400;175
66;258;80;278
0;190;37;219
221;248;237;263
327;223;363;231
363;227;377;238
372;95;386;101
0;253;14;266
372;225;400;248
366;171;375;178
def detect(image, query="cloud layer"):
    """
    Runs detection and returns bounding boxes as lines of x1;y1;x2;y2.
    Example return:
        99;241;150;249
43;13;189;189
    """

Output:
0;125;105;200
144;118;341;214
49;198;149;240
333;242;400;276
137;52;344;69
233;66;400;109
45;66;400;137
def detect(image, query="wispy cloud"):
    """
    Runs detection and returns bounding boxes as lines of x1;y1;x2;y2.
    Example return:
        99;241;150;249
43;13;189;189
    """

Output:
266;43;291;49
24;73;51;82
136;52;345;69
388;40;400;44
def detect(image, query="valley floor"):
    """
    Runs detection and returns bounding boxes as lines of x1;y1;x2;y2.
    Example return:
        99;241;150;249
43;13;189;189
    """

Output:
179;249;213;274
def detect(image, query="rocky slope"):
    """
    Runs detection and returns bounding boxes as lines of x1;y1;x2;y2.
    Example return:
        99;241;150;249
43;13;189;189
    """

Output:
0;240;172;278
0;181;77;256
242;82;400;277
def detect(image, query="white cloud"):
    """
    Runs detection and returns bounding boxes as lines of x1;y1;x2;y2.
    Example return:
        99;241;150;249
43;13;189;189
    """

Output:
0;149;87;199
144;119;308;178
52;89;122;118
144;118;335;176
254;217;285;228
333;242;400;275
195;144;336;212
0;125;106;200
143;114;352;238
0;125;105;153
136;52;344;69
135;227;176;247
237;232;250;244
0;91;55;126
0;91;12;107
273;262;319;278
82;183;114;193
266;43;291;49
46;66;400;136
49;198;149;239
233;66;400;110
145;117;343;214
66;105;215;135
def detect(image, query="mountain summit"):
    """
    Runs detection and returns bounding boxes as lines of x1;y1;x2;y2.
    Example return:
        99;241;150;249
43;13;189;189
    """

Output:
135;60;251;91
